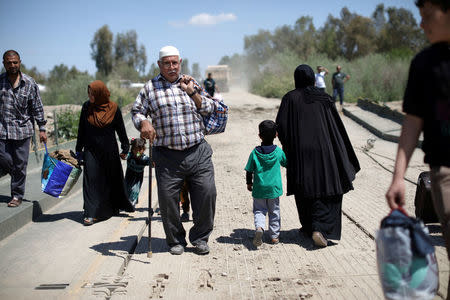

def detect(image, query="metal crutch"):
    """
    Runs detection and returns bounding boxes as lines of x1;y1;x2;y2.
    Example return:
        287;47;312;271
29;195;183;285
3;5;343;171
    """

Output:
147;141;153;258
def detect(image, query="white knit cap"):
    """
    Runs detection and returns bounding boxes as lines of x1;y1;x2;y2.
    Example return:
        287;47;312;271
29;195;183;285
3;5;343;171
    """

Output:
159;46;180;59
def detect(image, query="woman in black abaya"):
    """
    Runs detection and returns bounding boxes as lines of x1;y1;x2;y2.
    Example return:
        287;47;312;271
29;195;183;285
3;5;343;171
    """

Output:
76;80;134;226
276;64;360;247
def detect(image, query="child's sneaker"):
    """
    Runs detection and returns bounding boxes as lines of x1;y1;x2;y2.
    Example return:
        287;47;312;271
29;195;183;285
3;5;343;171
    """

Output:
253;227;263;247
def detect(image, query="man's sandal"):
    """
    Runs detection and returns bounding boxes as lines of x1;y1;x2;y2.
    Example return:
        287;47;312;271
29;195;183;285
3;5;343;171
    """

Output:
7;198;22;207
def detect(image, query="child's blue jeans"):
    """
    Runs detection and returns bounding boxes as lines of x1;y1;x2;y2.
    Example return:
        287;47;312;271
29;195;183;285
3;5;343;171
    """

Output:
253;197;280;239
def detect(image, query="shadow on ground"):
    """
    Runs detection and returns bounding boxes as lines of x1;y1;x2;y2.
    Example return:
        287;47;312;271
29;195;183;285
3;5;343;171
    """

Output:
90;235;167;256
0;195;11;203
34;210;84;224
216;228;338;251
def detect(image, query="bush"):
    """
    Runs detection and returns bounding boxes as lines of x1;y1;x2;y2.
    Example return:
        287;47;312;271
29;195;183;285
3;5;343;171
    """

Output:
249;52;412;102
107;79;141;108
55;109;80;141
43;73;94;105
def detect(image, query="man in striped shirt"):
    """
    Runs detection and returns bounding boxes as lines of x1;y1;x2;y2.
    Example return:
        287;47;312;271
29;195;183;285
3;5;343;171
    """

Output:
0;50;47;207
131;46;217;255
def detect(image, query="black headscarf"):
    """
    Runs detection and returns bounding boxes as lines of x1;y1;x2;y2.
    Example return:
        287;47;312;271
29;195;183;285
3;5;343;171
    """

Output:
276;64;360;198
295;64;333;104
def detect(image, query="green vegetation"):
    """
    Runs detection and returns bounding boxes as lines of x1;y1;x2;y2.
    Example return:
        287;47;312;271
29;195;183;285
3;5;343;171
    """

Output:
221;4;425;102
250;52;410;102
55;109;80;140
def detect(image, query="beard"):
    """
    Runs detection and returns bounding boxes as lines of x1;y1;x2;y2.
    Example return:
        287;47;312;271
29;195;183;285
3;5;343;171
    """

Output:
7;67;20;75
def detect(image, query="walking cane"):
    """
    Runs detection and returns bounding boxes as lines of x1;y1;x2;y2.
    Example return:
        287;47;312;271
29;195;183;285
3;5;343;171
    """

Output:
147;141;153;258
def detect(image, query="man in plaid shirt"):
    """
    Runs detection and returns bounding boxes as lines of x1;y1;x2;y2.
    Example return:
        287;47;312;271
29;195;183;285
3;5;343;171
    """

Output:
0;50;47;207
131;46;217;255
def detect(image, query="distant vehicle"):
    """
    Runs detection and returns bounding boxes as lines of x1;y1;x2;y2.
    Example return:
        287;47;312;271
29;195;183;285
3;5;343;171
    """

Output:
205;65;231;92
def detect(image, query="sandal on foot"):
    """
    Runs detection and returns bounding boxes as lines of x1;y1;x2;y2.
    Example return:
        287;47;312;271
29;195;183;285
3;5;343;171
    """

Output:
7;198;22;207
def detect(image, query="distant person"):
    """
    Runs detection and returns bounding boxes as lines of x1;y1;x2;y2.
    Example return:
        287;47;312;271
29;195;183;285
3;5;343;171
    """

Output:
203;73;218;97
132;45;218;255
0;50;47;208
315;66;329;92
331;65;350;107
276;64;360;247
76;80;134;226
245;120;287;247
125;138;151;207
386;0;450;296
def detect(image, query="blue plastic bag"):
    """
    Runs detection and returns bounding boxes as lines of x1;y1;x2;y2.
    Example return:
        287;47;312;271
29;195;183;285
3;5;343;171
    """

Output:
41;144;82;198
376;208;439;300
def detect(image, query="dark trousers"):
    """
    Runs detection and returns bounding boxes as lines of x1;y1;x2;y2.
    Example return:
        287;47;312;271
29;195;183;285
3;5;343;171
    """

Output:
333;86;345;105
0;138;31;199
153;140;217;247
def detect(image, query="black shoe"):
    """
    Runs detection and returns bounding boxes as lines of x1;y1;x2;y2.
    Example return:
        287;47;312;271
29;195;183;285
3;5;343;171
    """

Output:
169;244;185;255
194;242;210;255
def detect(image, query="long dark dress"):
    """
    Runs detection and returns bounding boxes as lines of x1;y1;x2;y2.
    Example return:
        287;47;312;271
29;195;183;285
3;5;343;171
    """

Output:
276;65;360;240
76;101;134;220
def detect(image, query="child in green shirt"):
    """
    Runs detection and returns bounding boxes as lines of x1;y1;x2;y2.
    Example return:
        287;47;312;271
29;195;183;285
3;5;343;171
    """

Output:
245;120;287;247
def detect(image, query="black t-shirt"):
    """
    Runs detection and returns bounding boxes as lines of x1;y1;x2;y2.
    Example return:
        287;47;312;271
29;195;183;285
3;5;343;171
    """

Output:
403;42;450;167
203;78;215;92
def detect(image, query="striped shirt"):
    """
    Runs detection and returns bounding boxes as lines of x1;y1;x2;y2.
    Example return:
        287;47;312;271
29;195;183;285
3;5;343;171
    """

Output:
131;74;216;150
0;72;47;140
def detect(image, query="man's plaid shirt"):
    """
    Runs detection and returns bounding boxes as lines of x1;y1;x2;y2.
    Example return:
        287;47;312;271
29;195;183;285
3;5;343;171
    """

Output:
0;72;47;140
131;74;216;150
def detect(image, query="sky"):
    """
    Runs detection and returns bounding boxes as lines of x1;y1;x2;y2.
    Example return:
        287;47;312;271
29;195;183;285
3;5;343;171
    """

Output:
0;0;421;77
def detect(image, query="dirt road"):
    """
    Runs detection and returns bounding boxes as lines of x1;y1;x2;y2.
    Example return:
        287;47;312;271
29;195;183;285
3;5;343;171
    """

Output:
109;88;447;300
2;88;444;300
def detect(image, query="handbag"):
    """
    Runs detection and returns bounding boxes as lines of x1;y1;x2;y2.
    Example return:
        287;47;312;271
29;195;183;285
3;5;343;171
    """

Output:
41;144;82;198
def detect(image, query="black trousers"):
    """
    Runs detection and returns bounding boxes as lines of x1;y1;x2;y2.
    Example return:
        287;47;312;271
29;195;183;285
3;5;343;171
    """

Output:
153;140;217;247
0;138;31;200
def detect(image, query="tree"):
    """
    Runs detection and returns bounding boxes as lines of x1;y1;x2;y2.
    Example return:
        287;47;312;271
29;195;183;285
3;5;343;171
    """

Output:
147;63;160;79
342;14;376;59
317;15;340;60
293;16;317;59
218;55;231;65
244;29;273;66
376;6;426;54
137;45;147;75
372;4;386;33
192;63;201;81
181;58;190;75
114;30;147;76
90;25;113;77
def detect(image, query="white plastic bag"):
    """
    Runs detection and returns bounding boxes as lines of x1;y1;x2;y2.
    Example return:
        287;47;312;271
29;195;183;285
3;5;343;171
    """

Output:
376;209;438;300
